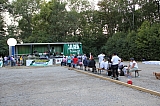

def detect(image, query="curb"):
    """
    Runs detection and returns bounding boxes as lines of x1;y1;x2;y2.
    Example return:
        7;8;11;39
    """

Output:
72;68;160;97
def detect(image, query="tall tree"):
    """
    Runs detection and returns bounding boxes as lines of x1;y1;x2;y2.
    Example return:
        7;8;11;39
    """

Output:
136;21;160;60
0;0;9;56
67;0;92;12
30;0;68;43
98;0;159;34
0;15;8;56
10;0;41;42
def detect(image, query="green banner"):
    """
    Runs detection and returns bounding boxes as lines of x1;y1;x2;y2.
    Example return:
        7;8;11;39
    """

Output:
63;44;83;56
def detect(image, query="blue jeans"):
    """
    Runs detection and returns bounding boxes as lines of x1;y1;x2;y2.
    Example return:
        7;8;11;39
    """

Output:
4;61;8;66
72;63;77;68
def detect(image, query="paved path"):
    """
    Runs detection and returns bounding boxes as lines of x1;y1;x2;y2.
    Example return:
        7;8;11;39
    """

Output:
0;65;160;106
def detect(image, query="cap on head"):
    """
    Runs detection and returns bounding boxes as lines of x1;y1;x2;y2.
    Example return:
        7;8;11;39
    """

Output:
130;58;134;60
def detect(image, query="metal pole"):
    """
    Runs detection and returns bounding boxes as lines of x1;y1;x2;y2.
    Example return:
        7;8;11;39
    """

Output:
155;0;160;13
158;1;159;13
132;0;135;30
155;0;160;21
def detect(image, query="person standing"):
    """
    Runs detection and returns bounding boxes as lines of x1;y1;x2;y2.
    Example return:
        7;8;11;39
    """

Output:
82;54;87;64
88;58;96;72
20;56;23;66
10;56;16;67
98;53;105;68
67;55;72;70
7;56;11;65
100;59;105;69
111;53;121;80
83;57;89;71
61;56;67;66
82;54;86;60
3;56;8;66
72;56;78;68
77;57;83;70
0;56;3;67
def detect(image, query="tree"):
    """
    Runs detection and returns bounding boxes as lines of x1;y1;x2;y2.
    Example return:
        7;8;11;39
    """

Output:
0;0;9;56
79;10;107;56
97;0;159;33
10;0;41;42
67;0;92;12
29;0;69;43
136;21;160;60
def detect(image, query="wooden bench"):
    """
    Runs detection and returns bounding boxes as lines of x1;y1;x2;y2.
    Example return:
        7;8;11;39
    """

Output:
87;67;96;72
97;68;141;78
135;69;142;77
96;68;103;74
96;68;111;74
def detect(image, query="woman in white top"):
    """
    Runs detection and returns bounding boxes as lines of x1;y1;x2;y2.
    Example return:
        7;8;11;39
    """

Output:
100;59;105;69
100;59;109;70
98;53;105;67
127;58;138;76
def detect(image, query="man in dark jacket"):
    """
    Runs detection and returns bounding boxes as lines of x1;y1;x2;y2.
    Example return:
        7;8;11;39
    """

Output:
88;58;96;72
83;57;89;71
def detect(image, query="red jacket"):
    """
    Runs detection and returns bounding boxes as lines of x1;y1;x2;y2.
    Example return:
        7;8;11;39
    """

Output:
73;58;78;64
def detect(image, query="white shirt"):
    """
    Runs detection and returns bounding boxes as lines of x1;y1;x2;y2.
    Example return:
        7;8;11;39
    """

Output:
4;56;8;61
100;61;105;68
0;57;3;61
118;62;124;68
111;55;121;65
82;55;86;59
104;61;109;70
129;61;138;68
98;54;105;63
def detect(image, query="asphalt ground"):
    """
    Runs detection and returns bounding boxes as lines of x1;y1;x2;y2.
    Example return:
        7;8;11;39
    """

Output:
0;63;160;106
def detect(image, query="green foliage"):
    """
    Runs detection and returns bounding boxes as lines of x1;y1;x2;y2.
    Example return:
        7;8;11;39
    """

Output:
3;0;160;61
0;15;5;36
0;36;9;56
0;0;9;56
31;0;69;42
135;21;160;60
10;0;41;41
102;32;128;58
102;22;160;61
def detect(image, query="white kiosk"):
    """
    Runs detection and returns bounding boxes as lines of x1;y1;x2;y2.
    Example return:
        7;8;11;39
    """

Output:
7;38;17;56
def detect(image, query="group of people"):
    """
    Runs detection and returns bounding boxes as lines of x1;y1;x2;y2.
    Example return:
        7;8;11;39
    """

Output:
61;55;83;68
61;54;97;71
98;52;139;80
61;52;139;80
0;55;24;67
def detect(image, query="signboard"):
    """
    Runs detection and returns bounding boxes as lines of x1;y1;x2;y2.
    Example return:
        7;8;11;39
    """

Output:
63;44;83;56
26;59;53;66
